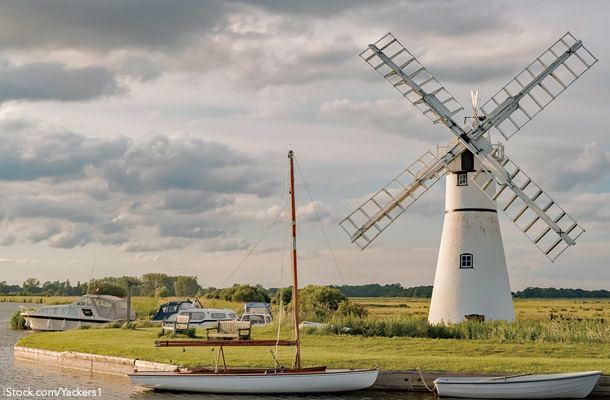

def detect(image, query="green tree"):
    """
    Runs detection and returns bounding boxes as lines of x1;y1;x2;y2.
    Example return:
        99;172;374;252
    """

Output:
141;273;175;296
155;286;170;297
175;276;201;297
231;284;270;302
271;286;292;308
299;285;347;313
22;278;41;294
87;280;126;297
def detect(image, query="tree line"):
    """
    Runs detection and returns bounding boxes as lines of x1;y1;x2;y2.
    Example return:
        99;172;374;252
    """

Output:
513;287;610;298
2;277;609;300
329;283;434;298
0;273;201;298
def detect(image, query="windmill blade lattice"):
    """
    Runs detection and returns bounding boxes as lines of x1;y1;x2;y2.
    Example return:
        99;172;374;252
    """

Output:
471;151;585;261
360;33;464;124
340;150;449;249
480;32;597;140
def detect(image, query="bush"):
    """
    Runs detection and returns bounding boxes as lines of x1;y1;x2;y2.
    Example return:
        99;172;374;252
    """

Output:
299;285;347;321
10;309;33;330
336;301;369;318
158;327;197;338
122;321;138;330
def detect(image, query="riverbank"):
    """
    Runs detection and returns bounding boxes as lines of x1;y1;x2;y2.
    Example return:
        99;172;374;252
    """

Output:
13;346;610;394
17;326;610;374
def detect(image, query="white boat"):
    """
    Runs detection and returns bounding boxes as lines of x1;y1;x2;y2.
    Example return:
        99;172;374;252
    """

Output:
240;312;272;326
173;308;238;328
434;371;602;399
128;150;379;393
21;294;134;331
129;367;378;394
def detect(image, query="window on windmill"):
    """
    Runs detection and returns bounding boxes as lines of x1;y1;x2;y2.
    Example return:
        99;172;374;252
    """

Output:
460;253;473;269
457;172;468;186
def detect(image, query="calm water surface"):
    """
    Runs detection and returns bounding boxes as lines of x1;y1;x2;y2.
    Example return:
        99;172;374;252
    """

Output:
0;302;436;400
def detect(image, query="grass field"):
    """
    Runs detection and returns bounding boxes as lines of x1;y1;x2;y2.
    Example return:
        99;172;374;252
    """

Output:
350;297;610;321
16;324;610;374
12;295;610;373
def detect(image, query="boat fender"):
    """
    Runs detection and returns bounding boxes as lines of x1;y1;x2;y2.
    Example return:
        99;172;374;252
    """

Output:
47;318;52;330
62;319;67;330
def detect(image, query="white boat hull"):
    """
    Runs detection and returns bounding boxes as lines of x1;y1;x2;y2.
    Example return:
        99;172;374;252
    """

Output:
434;371;602;399
23;315;111;331
129;368;379;394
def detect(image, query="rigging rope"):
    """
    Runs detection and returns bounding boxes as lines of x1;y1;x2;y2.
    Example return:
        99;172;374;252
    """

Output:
218;203;287;289
293;156;350;296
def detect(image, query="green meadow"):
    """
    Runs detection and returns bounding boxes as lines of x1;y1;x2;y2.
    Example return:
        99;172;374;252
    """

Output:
12;296;610;374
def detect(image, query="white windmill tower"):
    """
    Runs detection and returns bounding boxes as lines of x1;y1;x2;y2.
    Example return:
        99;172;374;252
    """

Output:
340;32;597;323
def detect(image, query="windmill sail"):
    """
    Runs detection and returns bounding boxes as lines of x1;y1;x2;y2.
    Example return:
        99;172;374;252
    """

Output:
344;32;594;260
340;150;450;249
471;151;585;261
480;32;597;140
360;33;464;124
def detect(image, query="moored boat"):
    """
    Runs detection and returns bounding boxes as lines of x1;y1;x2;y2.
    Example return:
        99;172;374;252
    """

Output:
128;150;379;393
434;371;602;399
21;294;134;331
173;308;238;328
129;367;379;394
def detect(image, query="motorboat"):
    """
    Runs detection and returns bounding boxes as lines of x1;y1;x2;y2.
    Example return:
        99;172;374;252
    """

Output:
21;294;134;331
240;313;272;326
174;308;238;328
241;302;273;326
434;371;602;399
128;151;379;393
151;299;201;321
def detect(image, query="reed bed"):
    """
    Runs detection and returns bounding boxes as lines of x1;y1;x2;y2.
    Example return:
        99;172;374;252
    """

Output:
321;315;610;344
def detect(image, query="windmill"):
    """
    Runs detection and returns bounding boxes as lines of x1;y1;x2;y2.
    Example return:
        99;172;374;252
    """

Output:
340;32;597;323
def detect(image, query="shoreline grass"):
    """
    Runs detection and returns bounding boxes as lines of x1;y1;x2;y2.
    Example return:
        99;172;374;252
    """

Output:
16;325;610;374
11;296;610;374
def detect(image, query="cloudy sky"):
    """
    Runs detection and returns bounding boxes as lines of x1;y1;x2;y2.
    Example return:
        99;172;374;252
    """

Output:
0;0;608;291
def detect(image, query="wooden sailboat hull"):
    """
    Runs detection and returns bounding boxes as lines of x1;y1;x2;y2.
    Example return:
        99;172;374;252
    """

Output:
434;371;602;399
128;368;379;394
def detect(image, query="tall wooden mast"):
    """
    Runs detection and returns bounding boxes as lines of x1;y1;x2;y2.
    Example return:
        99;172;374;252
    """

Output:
288;150;301;369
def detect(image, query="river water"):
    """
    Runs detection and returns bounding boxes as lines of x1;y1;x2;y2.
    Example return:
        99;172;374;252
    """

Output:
1;302;435;400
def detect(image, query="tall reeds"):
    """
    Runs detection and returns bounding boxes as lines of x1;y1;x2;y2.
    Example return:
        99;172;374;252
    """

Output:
320;315;610;344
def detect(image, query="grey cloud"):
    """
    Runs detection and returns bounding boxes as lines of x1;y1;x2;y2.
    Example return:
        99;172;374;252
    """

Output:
0;0;227;51
120;238;191;253
97;220;130;235
238;0;377;17
434;63;523;85
158;217;225;239
0;63;125;103
48;224;92;248
1;234;17;246
29;222;62;243
100;134;277;197
201;238;250;252
160;190;234;214
318;98;446;142
12;199;95;224
0;125;128;182
511;141;610;192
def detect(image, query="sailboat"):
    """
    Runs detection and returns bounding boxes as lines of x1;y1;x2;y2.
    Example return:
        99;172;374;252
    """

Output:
128;151;379;394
